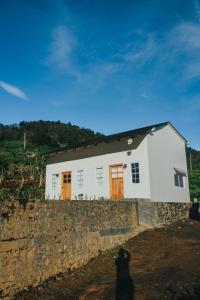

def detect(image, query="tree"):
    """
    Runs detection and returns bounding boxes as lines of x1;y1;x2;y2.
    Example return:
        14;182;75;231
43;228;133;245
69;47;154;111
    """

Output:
189;169;200;199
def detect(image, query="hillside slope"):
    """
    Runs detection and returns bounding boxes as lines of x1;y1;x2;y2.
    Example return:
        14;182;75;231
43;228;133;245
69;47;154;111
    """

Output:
0;121;103;166
0;121;103;200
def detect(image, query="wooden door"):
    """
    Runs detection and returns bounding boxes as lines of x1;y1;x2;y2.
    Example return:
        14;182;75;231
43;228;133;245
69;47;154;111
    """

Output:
61;171;71;200
109;164;124;200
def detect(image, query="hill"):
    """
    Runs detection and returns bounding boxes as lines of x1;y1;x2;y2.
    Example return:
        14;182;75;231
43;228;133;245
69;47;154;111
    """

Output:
0;121;103;200
0;121;103;166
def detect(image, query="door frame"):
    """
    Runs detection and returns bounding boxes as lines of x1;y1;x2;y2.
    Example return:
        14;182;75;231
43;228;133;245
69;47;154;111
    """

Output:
61;171;72;200
109;164;124;200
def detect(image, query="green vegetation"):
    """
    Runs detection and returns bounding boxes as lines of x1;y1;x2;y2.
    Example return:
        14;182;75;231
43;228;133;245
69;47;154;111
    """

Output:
0;121;102;200
187;147;200;199
0;121;199;201
0;121;102;166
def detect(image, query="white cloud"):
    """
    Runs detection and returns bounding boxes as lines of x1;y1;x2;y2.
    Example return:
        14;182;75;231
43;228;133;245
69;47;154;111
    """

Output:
45;25;79;77
194;0;200;22
121;21;200;80
45;14;200;92
122;33;156;65
170;23;200;51
0;80;29;100
117;14;200;82
141;92;151;99
45;25;121;90
166;22;200;79
78;63;120;91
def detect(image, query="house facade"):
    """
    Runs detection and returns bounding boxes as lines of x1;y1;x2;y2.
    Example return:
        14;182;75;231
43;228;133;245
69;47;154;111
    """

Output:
45;122;190;202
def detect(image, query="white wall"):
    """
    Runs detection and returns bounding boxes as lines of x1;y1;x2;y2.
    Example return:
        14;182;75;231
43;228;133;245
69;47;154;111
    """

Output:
45;124;190;202
147;125;190;202
45;138;151;200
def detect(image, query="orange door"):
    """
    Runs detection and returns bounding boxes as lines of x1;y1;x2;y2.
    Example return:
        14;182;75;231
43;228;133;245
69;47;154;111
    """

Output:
61;171;71;200
109;164;124;200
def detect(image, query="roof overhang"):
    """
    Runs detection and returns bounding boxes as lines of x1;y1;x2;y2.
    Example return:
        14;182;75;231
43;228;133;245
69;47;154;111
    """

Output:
174;168;187;176
42;121;188;158
167;122;188;144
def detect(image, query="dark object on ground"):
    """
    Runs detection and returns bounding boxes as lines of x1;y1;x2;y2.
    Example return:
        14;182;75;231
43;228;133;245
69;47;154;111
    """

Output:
189;203;200;220
115;248;134;300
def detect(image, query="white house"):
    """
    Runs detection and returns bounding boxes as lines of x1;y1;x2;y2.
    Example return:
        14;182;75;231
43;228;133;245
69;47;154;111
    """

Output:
45;122;190;202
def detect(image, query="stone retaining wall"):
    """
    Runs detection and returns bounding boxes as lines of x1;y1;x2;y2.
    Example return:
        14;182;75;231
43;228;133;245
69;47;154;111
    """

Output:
0;199;191;299
0;200;138;299
137;200;191;227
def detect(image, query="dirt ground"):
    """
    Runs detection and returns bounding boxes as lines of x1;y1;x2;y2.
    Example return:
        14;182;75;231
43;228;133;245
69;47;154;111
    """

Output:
15;220;200;300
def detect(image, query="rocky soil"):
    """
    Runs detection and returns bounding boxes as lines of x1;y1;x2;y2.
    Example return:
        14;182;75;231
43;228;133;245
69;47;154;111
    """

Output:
15;220;200;300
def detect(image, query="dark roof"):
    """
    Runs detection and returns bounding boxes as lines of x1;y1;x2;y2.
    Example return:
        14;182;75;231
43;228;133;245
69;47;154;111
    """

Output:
96;122;168;142
44;121;187;156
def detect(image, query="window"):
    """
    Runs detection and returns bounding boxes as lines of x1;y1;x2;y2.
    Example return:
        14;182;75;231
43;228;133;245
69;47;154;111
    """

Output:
174;174;184;187
63;173;71;183
131;162;140;183
96;167;103;184
77;170;83;187
111;166;123;178
52;174;59;191
174;168;186;188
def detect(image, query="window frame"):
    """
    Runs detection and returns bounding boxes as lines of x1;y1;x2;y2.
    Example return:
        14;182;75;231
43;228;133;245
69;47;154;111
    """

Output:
63;173;71;184
52;174;59;192
96;167;103;185
77;170;84;188
174;173;184;188
131;162;140;183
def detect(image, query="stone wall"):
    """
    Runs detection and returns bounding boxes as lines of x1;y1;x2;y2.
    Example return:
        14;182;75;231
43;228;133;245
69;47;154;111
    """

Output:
137;200;191;227
0;199;191;299
156;202;191;225
0;200;138;299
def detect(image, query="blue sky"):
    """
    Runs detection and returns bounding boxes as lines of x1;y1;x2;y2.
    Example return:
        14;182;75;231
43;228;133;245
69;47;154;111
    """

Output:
0;0;200;149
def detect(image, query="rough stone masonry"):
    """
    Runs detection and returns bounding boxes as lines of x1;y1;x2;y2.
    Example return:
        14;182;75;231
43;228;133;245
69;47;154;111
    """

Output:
0;199;190;299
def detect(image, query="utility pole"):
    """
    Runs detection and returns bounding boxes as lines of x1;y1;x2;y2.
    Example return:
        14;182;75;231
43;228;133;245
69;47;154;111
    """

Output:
189;153;193;171
23;132;26;151
23;132;27;164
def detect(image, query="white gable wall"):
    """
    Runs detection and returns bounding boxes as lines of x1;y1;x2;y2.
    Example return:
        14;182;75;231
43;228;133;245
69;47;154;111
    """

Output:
147;125;190;202
45;137;151;200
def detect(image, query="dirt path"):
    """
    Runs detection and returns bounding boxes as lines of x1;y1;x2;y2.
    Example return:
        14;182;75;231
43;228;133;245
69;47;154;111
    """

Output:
15;220;200;300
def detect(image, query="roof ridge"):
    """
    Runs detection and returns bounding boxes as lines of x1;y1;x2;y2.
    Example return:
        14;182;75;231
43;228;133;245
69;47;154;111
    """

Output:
44;121;170;156
105;121;169;138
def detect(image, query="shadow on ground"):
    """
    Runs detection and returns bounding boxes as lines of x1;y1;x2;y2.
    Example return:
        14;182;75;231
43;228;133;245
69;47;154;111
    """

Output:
115;248;134;300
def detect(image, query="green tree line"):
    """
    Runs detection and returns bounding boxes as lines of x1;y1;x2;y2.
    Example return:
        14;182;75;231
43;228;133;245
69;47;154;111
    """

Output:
187;147;200;199
0;121;102;200
0;121;102;166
